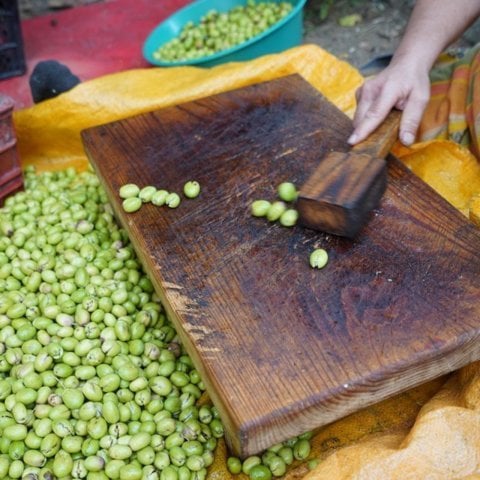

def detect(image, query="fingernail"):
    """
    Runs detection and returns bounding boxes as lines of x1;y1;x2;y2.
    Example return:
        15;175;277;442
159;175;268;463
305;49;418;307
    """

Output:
347;133;358;144
400;132;415;146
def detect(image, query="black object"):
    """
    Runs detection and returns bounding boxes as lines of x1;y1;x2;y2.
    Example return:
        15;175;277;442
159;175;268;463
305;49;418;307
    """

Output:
0;0;26;80
360;53;393;77
29;60;81;103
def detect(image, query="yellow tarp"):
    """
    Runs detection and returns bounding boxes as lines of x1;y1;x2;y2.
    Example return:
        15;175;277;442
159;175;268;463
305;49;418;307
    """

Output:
12;44;480;479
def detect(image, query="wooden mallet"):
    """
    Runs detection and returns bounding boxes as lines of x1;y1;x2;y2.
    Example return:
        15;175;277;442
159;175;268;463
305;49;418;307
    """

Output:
296;109;401;238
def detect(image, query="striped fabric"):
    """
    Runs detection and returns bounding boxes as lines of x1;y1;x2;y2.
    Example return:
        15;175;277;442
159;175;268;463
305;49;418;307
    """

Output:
418;44;480;159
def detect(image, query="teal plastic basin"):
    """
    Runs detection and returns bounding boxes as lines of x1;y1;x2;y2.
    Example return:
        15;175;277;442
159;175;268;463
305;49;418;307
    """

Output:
143;0;307;67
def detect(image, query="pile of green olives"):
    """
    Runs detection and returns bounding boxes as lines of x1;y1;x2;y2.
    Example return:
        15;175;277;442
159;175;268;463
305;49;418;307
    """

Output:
153;1;293;63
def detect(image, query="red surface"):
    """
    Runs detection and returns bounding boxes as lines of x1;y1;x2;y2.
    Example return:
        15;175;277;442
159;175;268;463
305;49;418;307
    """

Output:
0;0;191;109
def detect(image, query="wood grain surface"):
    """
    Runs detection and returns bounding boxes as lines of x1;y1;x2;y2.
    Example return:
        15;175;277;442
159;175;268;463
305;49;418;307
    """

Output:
82;74;480;457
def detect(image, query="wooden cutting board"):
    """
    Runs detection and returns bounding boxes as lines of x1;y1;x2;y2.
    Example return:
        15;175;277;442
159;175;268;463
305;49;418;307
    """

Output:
82;74;480;457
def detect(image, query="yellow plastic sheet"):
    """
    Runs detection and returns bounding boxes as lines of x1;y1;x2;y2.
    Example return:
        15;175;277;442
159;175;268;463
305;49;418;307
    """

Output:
392;140;480;221
11;44;480;479
13;44;361;173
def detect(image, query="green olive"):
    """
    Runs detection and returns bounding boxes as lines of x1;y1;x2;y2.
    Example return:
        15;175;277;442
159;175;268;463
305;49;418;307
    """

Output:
269;455;287;476
151;189;169;206
293;438;312;460
242;455;261;475
119;463;142;480
227;456;242;474
249;464;272;480
119;183;140;199
266;201;287;222
3;424;28;441
279;208;298;227
183;181;201;199
309;248;329;269
139;186;157;203
277;182;298;202
278;446;294;465
109;444;132;460
251;199;271;217
122;197;142;213
165;192;181;208
52;449;73;477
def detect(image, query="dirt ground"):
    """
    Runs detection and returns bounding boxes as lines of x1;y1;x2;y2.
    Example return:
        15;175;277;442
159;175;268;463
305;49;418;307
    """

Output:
305;0;479;69
304;0;414;68
17;0;480;69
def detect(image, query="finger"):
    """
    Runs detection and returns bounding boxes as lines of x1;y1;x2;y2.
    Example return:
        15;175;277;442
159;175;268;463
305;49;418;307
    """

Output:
397;89;430;146
352;81;378;127
348;93;399;145
395;98;406;110
352;99;374;131
349;76;404;144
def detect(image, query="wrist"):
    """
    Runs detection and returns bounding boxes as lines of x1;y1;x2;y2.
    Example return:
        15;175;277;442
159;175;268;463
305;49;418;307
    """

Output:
388;50;435;77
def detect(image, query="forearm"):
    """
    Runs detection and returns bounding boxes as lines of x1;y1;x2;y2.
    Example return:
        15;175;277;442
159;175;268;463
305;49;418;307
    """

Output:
391;0;480;71
348;0;480;146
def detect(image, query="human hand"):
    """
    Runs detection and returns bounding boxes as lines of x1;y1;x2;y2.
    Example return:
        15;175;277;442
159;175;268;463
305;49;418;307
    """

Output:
347;58;431;147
